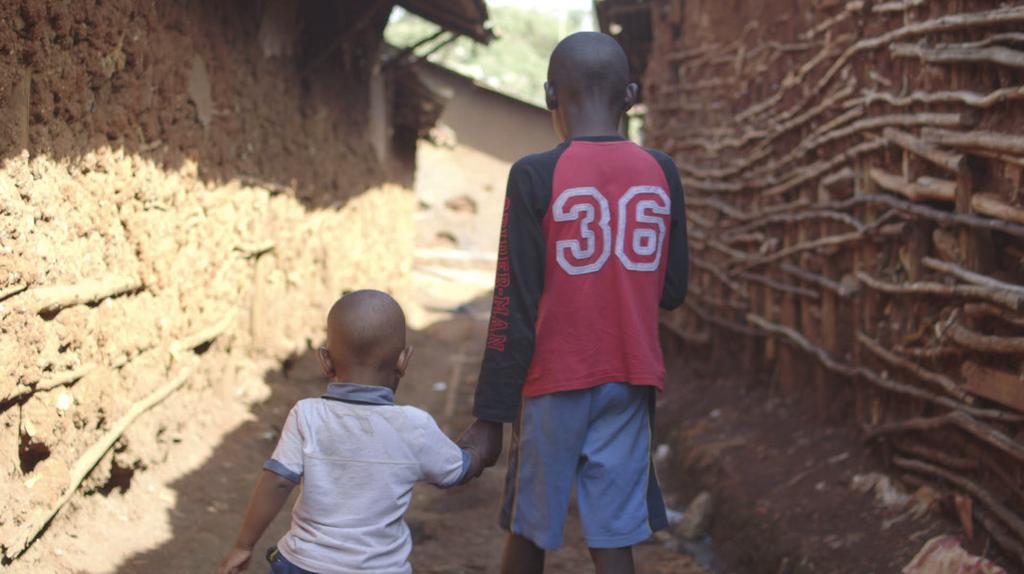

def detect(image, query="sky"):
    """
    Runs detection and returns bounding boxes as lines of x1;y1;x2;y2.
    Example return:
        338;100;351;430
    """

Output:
489;0;595;26
488;0;594;12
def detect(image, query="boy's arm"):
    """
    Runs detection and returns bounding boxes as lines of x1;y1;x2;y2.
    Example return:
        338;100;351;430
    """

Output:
473;162;546;423
651;152;689;310
219;471;297;574
463;162;546;464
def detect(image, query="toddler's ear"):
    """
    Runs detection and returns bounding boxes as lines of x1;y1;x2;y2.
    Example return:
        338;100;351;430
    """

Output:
317;346;335;378
395;345;414;378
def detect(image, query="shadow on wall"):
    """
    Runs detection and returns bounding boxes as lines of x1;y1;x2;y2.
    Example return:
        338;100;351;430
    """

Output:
0;0;399;210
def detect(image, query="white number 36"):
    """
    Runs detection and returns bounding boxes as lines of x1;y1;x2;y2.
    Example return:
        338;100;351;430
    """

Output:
553;186;671;276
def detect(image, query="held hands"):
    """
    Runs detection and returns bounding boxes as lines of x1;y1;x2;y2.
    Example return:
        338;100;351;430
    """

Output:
217;546;253;574
457;419;503;477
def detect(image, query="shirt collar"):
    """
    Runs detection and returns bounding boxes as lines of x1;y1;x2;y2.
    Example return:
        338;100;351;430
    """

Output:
322;382;395;406
568;135;627;142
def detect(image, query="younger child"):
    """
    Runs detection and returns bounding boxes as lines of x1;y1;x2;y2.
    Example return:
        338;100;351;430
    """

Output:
219;290;479;574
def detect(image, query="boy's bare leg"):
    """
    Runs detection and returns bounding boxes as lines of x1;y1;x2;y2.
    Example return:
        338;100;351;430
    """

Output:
589;546;635;574
501;533;545;574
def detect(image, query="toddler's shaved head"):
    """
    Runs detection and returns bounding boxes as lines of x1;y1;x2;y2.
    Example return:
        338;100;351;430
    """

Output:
326;290;406;372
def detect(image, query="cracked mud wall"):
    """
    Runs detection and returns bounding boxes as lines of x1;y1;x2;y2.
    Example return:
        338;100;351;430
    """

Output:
0;0;413;558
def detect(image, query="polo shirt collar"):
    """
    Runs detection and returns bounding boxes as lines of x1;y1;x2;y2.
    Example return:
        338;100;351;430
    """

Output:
322;382;395;406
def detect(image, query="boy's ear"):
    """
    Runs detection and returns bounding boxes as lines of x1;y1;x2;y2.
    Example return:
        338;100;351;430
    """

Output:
317;346;335;378
623;82;639;112
395;345;414;378
544;81;558;110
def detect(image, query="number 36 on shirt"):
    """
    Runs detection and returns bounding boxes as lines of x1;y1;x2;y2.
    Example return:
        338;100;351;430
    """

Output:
551;185;671;275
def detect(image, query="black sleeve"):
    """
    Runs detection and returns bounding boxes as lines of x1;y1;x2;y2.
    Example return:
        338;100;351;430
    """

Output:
648;150;690;310
473;161;548;423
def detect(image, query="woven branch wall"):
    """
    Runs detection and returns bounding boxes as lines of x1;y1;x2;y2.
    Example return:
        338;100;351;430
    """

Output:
643;0;1024;562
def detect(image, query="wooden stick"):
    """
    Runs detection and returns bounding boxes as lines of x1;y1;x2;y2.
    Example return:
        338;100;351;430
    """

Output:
856;271;1023;310
687;197;811;223
764;140;889;198
863;85;1024;109
892;439;979;471
169;311;238;356
691;256;746;294
722;232;767;245
26;276;143;316
971;193;1024;225
892;456;1024;549
857;332;968;401
673;78;858;156
828;193;1024;239
822;167;856;189
11;365;195;558
740;211;899;271
922;127;1024;156
659;318;711;345
724;209;865;238
707;239;754;262
873;0;925;12
688;287;749;311
814;6;1024;98
687;300;761;336
883;127;966;174
963;303;1024;328
949;322;1024;354
975;507;1024;566
686;211;716;229
742;229;865;269
922;257;1024;299
779;262;858;298
0;282;27;302
234;241;276;258
6;310;236;404
738;271;820;300
892;42;1024;69
868;168;956;202
748;313;1022;422
866;412;1024;460
892;345;963;360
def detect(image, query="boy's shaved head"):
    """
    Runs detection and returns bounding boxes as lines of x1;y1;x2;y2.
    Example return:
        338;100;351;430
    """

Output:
326;290;406;372
547;31;631;108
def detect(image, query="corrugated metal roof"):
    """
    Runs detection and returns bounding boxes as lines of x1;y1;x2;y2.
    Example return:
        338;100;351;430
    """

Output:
397;0;494;43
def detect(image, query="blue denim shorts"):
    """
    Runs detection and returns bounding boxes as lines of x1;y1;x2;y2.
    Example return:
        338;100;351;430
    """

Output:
266;546;316;574
499;382;668;550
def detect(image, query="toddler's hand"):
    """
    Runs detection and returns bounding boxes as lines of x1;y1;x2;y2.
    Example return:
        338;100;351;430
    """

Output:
218;546;253;574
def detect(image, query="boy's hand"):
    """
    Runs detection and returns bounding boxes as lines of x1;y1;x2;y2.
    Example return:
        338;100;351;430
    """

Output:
218;546;253;574
458;419;503;471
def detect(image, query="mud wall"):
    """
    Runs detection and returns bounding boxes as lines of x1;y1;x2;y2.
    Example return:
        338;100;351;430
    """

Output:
645;0;1024;563
0;0;413;559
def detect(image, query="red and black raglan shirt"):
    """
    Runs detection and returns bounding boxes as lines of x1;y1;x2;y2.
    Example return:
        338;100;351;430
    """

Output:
474;135;689;424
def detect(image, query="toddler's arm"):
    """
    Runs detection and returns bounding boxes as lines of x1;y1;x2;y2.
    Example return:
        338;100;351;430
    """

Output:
218;470;296;574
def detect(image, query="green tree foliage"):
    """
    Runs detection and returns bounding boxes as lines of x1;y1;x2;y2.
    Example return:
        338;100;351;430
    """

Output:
385;6;590;107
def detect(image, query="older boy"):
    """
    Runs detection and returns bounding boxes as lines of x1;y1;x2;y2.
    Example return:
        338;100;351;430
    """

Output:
219;290;478;574
459;32;689;574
